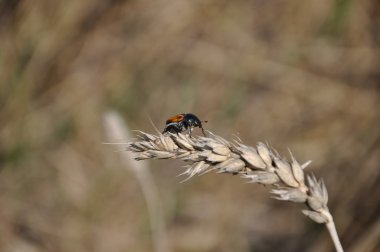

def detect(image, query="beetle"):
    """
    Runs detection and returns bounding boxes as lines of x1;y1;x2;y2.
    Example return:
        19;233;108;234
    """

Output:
163;113;207;137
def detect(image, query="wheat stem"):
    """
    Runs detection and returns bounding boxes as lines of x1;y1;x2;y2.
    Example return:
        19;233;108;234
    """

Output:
324;210;344;252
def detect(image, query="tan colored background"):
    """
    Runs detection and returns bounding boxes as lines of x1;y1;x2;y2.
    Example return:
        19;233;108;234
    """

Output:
0;0;379;251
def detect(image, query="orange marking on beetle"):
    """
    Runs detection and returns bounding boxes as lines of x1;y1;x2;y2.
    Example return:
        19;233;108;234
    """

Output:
166;114;185;124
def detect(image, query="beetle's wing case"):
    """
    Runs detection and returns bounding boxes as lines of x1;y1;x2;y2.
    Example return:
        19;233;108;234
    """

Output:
166;114;185;124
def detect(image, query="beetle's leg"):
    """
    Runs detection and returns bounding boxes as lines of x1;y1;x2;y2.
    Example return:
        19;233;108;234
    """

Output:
201;127;206;136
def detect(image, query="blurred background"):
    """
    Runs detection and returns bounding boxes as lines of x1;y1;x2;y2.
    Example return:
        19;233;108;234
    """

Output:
0;0;379;251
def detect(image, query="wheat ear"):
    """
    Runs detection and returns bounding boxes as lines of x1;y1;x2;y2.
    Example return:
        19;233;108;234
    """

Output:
127;131;343;252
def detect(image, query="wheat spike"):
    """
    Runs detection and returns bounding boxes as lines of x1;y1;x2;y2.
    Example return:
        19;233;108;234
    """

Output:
126;131;344;252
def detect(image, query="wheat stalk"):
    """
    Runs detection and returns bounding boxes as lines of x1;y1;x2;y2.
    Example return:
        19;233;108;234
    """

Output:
127;131;343;252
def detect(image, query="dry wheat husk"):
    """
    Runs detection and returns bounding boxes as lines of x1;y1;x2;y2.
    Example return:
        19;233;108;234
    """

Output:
127;131;343;252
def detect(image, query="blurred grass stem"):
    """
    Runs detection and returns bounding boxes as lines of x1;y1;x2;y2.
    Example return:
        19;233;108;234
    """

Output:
103;111;170;252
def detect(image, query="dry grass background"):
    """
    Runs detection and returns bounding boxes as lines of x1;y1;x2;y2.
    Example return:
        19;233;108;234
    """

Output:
0;0;380;251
